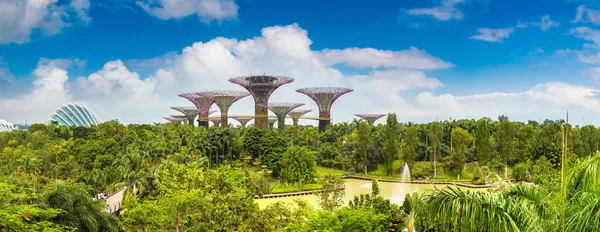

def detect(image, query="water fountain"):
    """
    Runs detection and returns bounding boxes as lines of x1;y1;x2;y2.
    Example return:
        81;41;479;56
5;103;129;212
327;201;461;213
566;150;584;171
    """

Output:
401;162;411;193
401;162;411;183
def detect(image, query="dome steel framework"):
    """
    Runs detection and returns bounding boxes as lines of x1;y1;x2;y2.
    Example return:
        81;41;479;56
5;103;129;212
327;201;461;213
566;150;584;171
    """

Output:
0;120;16;132
48;103;102;127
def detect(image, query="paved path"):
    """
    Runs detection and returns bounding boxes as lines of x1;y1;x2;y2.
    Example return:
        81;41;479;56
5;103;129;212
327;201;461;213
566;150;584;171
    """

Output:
104;188;125;214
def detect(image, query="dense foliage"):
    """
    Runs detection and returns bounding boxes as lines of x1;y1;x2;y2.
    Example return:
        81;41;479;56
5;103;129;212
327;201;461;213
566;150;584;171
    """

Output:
1;114;600;231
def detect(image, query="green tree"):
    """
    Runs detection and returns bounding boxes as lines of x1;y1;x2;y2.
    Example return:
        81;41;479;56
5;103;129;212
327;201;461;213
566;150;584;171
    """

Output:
401;126;419;169
46;183;118;232
427;121;443;178
451;128;472;179
474;118;491;165
280;146;317;187
315;175;345;211
381;113;400;176
516;124;536;163
371;178;380;196
495;118;515;177
579;125;599;157
357;122;373;175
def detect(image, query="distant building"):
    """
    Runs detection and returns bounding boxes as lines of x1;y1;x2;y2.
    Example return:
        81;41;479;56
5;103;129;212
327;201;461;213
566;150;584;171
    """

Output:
0;119;17;132
48;103;102;127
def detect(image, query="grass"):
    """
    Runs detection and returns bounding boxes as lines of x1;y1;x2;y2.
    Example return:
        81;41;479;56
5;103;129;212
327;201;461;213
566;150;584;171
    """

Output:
315;166;346;177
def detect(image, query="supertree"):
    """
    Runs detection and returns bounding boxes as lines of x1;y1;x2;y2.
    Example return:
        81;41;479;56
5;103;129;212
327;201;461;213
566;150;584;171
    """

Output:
209;117;221;127
268;116;278;130
178;92;216;127
258;102;304;134
296;87;353;132
355;114;387;126
229;75;294;129
171;106;198;126
170;114;188;122
198;90;250;128
287;109;312;127
163;117;184;124
229;116;254;129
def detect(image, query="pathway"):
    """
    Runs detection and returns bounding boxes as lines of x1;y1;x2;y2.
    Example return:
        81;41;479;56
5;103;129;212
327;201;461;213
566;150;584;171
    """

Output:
104;187;126;214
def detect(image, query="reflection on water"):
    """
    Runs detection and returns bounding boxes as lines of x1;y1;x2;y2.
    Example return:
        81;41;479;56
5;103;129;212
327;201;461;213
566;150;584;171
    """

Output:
256;179;448;209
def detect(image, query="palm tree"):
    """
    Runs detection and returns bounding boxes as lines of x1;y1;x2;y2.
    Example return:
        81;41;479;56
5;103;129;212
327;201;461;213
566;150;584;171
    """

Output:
416;184;552;231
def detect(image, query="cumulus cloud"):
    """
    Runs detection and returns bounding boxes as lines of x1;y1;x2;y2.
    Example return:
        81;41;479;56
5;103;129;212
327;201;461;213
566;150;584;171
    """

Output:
573;5;600;25
136;0;238;22
516;15;559;31
0;0;92;44
0;62;15;87
316;47;453;70
470;27;515;43
0;59;74;123
407;82;600;122
569;27;600;47
405;0;466;21
71;0;91;24
6;23;600;126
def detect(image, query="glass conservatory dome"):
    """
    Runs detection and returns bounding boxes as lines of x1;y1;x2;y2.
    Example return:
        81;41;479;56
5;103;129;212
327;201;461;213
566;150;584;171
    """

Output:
0;120;16;132
48;103;102;127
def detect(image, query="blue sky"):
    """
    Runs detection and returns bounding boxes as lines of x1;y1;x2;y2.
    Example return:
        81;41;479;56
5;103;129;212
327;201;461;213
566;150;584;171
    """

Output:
1;0;600;125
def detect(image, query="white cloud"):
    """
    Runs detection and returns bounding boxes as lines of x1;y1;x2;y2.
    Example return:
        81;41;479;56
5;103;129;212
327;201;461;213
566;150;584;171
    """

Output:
516;15;559;31
0;63;15;86
405;0;466;21
555;48;573;56
532;15;559;31
470;27;515;43
574;5;600;25
0;0;91;44
585;67;600;84
136;0;238;22
71;0;91;24
579;53;600;64
316;47;453;70
0;59;73;123
6;23;600;126
569;27;600;47
407;82;600;122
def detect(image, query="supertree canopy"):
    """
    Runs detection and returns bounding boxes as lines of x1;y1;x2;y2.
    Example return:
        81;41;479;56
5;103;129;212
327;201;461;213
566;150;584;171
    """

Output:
355;114;387;126
163;117;184;124
296;87;353;132
229;75;294;129
178;92;216;127
258;102;304;134
287;109;312;126
171;106;198;126
229;116;254;129
198;90;250;128
209;117;221;127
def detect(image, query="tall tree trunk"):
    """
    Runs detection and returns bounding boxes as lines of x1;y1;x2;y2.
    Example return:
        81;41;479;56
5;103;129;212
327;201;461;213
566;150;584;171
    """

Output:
433;148;437;178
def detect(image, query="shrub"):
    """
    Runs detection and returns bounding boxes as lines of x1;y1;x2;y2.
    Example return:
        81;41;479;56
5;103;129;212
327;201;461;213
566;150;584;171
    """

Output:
411;162;433;179
472;166;492;185
512;162;531;182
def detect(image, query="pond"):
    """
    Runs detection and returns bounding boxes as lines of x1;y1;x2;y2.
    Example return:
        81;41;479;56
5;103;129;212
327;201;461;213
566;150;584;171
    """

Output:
256;179;482;209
